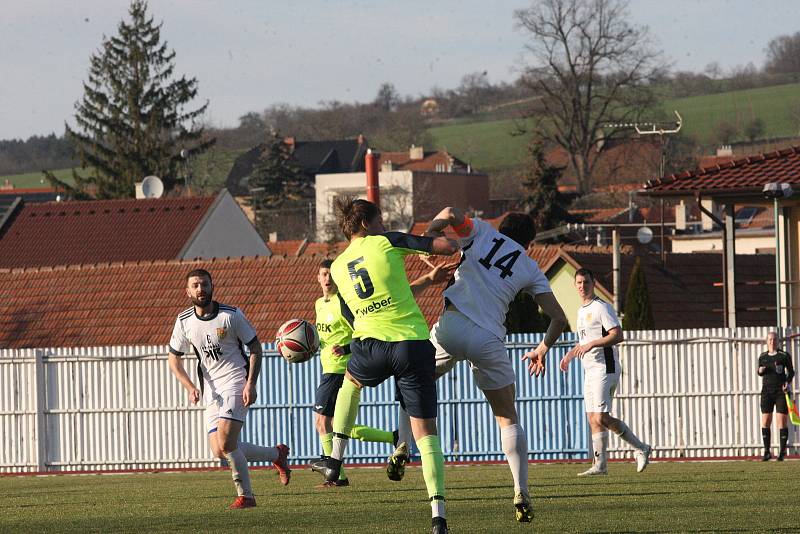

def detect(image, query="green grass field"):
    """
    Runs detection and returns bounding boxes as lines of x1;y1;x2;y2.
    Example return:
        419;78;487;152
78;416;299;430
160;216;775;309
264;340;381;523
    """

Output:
428;83;800;174
2;461;797;533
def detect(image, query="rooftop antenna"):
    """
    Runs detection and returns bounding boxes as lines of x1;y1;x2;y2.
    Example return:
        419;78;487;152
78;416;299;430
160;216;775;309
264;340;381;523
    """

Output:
604;110;683;265
141;175;164;198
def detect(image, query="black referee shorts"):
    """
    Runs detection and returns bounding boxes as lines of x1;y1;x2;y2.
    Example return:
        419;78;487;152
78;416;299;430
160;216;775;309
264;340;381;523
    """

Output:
314;373;345;417
348;338;437;419
761;388;788;414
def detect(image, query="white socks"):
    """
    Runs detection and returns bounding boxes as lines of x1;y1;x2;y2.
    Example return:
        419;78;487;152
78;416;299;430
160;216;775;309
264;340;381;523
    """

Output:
591;431;609;471
225;448;253;497
237;441;279;463
613;422;646;450
397;405;415;450
501;424;529;496
331;436;348;461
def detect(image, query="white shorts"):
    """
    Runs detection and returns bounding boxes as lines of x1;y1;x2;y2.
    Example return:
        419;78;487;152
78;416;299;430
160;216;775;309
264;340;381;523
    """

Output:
430;309;516;391
205;389;248;434
583;367;620;413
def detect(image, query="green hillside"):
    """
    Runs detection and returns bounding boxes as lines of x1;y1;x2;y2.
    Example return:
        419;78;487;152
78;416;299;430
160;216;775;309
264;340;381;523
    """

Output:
0;147;243;192
665;82;800;143
0;168;75;189
428;82;800;174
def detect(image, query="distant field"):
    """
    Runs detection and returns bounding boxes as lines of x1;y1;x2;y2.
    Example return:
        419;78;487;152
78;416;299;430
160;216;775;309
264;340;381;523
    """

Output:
1;461;798;533
665;82;800;144
0;168;75;189
428;82;800;173
0;147;243;192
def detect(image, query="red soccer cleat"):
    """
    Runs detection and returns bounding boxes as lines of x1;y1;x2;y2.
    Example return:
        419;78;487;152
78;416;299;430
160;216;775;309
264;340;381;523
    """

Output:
274;444;291;486
229;496;256;509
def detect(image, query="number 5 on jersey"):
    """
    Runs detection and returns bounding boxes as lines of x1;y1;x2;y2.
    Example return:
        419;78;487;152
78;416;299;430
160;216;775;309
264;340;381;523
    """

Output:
347;257;375;298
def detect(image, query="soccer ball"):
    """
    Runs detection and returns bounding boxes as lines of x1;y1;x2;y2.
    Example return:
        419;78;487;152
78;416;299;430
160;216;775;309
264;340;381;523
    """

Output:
276;319;319;363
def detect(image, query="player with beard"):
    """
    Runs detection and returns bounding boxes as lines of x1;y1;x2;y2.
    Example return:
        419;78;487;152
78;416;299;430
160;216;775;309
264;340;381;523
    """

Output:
168;269;291;509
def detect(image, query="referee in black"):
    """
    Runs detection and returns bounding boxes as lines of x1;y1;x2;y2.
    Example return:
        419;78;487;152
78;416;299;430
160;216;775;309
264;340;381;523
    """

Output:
758;331;795;461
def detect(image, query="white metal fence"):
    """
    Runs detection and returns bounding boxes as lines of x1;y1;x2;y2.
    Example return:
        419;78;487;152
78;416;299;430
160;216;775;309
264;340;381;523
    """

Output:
2;326;797;473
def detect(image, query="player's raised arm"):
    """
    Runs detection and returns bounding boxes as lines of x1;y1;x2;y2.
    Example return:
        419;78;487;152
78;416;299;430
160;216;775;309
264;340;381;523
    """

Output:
426;206;467;235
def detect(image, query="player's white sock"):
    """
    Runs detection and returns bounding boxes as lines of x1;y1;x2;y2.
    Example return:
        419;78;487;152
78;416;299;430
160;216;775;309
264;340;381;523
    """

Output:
431;497;446;519
500;423;528;496
592;431;609;471
225;448;253;497
397;406;415;450
237;441;279;463
613;422;645;450
331;436;347;461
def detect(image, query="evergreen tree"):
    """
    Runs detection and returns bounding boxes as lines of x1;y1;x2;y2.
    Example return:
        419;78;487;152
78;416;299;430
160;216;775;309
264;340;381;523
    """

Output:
522;140;571;232
249;130;309;238
505;292;552;334
48;0;213;199
249;131;306;207
622;257;655;330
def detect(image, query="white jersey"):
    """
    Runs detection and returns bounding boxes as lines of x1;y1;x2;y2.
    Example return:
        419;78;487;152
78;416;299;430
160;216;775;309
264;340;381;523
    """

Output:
169;301;258;401
576;297;621;373
443;218;552;339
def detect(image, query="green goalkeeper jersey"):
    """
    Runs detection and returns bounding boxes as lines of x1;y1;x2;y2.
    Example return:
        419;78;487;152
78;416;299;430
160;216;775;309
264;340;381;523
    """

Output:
314;294;352;374
330;232;433;342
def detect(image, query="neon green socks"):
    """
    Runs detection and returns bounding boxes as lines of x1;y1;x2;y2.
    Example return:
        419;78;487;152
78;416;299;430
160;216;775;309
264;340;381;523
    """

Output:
351;425;394;444
417;434;446;518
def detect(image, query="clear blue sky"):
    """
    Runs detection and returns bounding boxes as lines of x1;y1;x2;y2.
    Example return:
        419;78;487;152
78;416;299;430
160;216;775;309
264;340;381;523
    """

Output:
2;0;799;140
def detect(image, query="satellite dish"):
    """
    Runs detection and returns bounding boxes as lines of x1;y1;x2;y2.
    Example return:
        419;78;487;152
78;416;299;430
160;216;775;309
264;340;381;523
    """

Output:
637;226;654;244
141;175;164;198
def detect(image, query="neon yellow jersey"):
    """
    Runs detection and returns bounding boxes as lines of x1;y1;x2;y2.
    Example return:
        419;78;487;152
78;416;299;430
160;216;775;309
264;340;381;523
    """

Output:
331;232;433;342
314;294;352;374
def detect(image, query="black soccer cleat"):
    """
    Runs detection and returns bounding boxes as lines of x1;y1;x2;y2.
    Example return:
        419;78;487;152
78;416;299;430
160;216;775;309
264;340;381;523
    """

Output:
514;492;534;523
432;517;449;534
778;451;786;461
386;442;409;481
310;456;342;482
761;451;772;462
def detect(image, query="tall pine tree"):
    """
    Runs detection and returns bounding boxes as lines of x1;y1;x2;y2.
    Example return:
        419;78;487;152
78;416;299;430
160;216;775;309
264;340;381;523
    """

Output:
48;0;213;199
622;256;655;330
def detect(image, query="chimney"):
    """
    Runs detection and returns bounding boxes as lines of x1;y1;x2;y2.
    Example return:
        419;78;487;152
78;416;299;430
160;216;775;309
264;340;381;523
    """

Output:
357;134;366;145
365;149;380;207
409;144;424;160
269;232;278;242
716;145;733;157
381;160;394;172
675;200;686;230
283;136;296;152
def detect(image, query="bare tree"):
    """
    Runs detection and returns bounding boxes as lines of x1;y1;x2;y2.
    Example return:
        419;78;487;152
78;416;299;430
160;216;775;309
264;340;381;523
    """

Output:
765;32;800;75
514;0;665;194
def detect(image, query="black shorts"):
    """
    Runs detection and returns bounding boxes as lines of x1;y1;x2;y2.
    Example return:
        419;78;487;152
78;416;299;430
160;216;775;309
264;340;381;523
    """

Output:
314;373;345;417
761;389;788;414
348;338;437;419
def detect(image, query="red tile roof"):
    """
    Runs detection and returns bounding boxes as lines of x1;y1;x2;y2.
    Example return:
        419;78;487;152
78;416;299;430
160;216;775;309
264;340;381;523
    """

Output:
0;196;216;269
0;255;453;349
378;150;470;172
645;146;800;194
0;235;567;349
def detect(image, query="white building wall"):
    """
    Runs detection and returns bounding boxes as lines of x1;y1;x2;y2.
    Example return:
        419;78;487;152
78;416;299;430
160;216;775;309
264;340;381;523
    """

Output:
180;190;270;259
315;171;413;241
671;234;775;253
